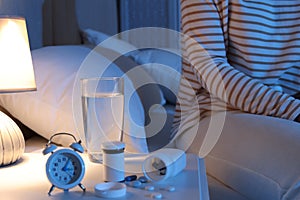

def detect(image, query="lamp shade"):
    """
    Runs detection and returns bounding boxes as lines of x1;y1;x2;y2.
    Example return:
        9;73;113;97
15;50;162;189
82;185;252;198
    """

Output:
0;17;36;92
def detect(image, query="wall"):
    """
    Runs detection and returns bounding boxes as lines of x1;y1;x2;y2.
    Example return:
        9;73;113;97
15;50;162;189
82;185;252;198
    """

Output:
76;0;118;36
0;0;44;49
0;0;118;49
0;0;180;49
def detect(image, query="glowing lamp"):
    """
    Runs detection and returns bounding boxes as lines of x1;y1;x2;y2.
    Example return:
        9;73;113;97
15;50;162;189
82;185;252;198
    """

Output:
0;17;36;166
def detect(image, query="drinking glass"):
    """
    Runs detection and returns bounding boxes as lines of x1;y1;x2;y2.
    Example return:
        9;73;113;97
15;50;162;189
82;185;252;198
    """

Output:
81;77;124;163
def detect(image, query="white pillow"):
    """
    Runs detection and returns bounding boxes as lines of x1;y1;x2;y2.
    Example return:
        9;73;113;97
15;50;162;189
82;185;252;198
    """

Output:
0;45;149;153
131;49;182;105
81;29;139;57
81;29;182;104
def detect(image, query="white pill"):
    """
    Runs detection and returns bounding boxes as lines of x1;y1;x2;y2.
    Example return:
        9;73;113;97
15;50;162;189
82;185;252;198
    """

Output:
138;176;148;183
151;192;162;199
130;180;142;188
166;186;176;192
145;185;155;191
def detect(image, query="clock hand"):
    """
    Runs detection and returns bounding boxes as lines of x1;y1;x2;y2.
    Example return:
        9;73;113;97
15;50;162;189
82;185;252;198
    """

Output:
62;159;72;171
65;170;74;177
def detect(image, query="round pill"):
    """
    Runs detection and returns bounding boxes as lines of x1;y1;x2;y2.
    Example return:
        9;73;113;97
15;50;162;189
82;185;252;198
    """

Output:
138;176;148;183
151;192;162;199
166;186;175;192
145;185;155;191
130;180;142;188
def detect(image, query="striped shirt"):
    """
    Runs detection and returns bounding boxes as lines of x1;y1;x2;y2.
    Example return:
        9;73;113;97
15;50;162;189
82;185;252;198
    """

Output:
171;0;300;139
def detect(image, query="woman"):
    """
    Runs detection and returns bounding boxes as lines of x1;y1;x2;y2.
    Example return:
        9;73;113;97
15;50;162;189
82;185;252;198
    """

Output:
171;0;300;199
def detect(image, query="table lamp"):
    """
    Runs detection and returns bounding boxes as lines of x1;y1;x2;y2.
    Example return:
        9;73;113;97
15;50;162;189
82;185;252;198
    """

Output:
0;17;36;166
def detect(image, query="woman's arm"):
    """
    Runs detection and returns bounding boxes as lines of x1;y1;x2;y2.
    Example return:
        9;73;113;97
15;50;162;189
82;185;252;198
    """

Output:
181;0;300;120
292;93;300;122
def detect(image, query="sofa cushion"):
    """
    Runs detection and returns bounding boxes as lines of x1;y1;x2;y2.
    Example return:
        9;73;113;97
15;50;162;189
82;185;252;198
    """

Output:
184;112;300;200
207;175;248;200
204;112;300;200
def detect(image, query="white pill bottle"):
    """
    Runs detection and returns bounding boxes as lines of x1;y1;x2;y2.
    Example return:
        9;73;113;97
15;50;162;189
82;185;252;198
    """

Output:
142;148;186;182
101;141;125;182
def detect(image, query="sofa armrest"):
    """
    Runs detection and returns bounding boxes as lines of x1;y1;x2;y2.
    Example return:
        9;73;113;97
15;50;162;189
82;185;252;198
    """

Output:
205;112;300;200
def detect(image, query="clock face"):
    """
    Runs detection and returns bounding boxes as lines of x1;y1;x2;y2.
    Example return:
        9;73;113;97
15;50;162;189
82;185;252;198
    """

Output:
46;149;85;190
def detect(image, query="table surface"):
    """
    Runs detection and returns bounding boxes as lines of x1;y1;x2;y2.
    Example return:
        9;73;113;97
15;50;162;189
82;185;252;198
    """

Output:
0;152;209;200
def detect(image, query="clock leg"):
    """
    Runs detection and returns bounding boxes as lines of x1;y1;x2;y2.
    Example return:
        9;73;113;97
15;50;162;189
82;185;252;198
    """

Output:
78;183;86;192
48;185;55;195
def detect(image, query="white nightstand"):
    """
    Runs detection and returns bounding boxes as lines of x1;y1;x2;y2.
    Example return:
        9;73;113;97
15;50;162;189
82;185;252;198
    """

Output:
0;152;209;200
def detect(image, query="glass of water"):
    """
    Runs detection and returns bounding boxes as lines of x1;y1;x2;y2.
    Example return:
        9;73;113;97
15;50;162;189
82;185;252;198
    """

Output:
81;77;124;163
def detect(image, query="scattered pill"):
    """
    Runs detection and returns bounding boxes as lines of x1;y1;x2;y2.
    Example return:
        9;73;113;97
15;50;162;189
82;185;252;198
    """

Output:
138;176;148;183
165;186;175;192
125;175;137;182
130;180;142;188
144;185;155;191
151;192;162;199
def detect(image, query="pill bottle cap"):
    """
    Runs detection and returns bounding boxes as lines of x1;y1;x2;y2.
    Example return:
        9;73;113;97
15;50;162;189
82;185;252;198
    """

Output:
94;182;126;198
101;141;125;152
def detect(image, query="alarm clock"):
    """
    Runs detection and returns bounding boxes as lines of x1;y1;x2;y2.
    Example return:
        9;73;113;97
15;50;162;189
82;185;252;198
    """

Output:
43;132;86;195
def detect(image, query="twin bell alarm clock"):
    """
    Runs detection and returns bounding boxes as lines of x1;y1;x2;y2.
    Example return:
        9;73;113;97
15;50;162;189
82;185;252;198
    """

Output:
42;132;86;195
